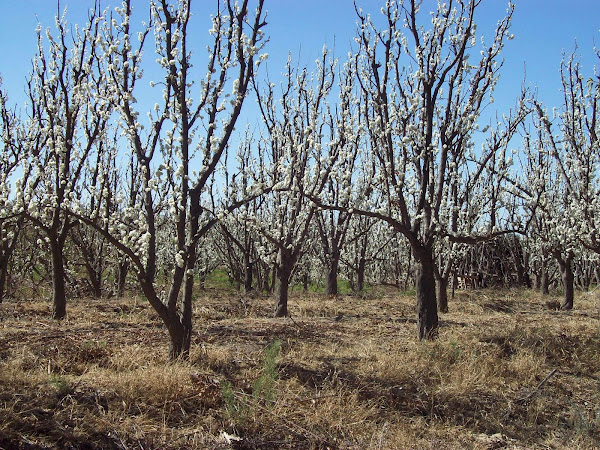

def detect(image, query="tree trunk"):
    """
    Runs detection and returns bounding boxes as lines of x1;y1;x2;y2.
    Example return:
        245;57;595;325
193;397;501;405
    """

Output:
559;259;574;311
451;272;457;299
0;220;21;303
274;249;294;317
50;239;67;320
356;254;366;292
534;272;541;290
435;270;449;313
403;246;413;291
172;188;201;361
244;260;253;292
0;255;9;303
256;261;271;293
177;273;194;360
522;253;532;288
116;259;128;297
75;231;103;298
541;270;550;295
135;269;190;361
85;263;102;298
274;270;290;317
414;244;438;340
269;263;277;294
325;258;339;297
515;262;524;287
166;317;190;360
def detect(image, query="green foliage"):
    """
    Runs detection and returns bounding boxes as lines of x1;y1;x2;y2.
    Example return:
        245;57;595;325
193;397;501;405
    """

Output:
83;339;107;349
449;339;463;364
420;338;464;366
221;340;282;424
291;277;358;295
221;380;246;421
252;340;281;405
48;374;71;397
398;288;416;297
205;268;236;291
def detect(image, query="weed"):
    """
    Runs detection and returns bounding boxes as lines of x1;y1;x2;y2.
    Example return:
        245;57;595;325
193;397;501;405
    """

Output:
48;373;71;397
221;380;246;421
83;339;107;349
449;339;463;363
252;340;281;405
219;340;282;425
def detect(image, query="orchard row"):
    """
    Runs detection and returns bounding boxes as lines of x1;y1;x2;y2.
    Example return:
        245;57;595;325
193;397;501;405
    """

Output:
0;0;598;358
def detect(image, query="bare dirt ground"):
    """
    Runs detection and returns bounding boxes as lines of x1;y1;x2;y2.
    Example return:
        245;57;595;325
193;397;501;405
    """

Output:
1;284;599;449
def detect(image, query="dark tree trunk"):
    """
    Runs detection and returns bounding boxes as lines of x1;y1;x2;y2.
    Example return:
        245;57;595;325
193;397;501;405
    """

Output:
356;261;366;292
0;256;9;303
435;270;449;313
403;246;413;291
148;270;192;361
177;274;194;359
274;270;290;317
256;261;271;293
414;244;438;340
534;272;541;290
357;236;368;292
515;263;524;287
302;273;309;293
172;188;201;361
50;239;67;320
244;260;253;292
269;263;277;294
541;270;550;295
178;258;194;360
524;272;532;289
274;249;294;317
325;258;339;296
522;253;532;288
85;263;102;298
166;317;190;360
0;221;22;303
559;259;574;311
135;269;190;361
583;272;591;291
74;230;103;298
116;259;128;297
451;271;457;299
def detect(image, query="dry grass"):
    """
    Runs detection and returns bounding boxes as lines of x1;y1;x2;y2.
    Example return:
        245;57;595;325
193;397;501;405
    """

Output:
1;285;600;449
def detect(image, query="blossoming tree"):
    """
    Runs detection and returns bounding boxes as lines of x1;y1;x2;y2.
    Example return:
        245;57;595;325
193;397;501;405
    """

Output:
252;48;359;315
76;0;268;358
528;47;600;309
19;5;112;319
330;0;529;338
0;81;25;303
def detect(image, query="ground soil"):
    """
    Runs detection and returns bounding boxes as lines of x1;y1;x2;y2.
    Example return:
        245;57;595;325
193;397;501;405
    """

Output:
1;284;599;449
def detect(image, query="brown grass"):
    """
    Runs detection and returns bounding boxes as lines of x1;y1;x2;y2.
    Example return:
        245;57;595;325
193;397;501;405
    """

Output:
1;285;599;449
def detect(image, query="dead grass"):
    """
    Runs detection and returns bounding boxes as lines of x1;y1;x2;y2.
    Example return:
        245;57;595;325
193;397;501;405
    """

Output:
1;286;600;449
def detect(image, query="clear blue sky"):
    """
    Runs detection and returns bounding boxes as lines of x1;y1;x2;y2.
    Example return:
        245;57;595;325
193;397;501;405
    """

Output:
0;0;598;119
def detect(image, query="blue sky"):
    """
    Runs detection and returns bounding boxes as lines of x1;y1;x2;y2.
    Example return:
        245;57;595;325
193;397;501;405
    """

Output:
0;0;598;120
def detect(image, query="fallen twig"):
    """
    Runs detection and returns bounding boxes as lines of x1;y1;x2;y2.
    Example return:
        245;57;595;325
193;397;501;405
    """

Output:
287;313;303;332
521;368;558;401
